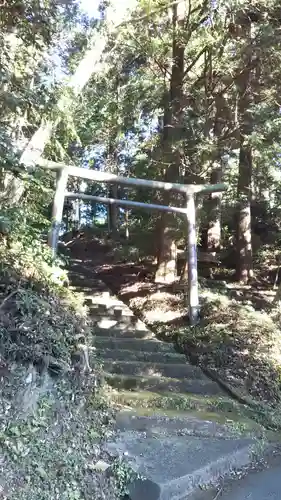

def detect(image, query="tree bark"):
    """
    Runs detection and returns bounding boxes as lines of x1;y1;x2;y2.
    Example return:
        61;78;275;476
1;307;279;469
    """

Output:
206;165;222;251
235;15;254;282
107;128;119;238
205;96;228;251
108;184;118;237
236;140;253;282
48;168;69;253
155;1;185;283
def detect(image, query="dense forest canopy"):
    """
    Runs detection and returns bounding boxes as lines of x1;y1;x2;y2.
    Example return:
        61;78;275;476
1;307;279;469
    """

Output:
2;0;281;285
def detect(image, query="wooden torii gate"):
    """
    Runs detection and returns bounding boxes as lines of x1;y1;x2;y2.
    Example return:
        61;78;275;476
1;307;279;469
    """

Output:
37;159;226;325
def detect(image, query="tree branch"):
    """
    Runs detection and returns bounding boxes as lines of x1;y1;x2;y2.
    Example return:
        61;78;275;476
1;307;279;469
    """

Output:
183;46;208;79
126;0;184;26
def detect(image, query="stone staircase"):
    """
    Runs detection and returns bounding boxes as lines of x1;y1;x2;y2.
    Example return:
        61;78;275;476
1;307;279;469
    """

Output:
70;263;228;408
68;261;272;500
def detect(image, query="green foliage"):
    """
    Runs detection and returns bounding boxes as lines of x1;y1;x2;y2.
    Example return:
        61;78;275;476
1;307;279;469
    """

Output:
0;238;89;366
56;0;281;280
111;458;141;497
0;369;117;500
169;288;281;406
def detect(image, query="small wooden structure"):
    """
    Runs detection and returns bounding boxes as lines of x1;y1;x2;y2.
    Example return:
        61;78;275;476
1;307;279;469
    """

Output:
37;158;226;325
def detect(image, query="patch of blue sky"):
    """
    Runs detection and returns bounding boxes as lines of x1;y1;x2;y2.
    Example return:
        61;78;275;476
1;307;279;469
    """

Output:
79;0;101;18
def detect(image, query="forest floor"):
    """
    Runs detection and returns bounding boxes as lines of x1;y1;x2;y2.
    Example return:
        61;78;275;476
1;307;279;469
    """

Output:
66;230;281;429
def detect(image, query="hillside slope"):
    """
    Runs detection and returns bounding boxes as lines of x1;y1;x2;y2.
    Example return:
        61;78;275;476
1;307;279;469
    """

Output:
0;241;121;500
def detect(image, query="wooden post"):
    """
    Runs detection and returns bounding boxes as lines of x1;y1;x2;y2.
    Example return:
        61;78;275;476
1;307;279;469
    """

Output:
48;168;68;256
186;194;199;325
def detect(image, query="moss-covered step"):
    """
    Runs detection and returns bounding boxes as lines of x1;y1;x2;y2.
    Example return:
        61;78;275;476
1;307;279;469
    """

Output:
102;359;209;380
103;372;224;395
94;336;175;353
110;389;241;415
95;348;185;364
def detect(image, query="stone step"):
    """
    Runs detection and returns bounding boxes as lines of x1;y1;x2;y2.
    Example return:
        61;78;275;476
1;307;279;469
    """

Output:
70;285;108;295
115;410;259;441
94;336;174;353
112;403;264;438
85;299;124;310
104;372;224;396
92;315;144;329
104;429;255;500
70;279;108;291
68;270;99;281
93;325;154;339
95;348;185;364
70;285;97;293
91;312;147;330
103;360;206;381
87;301;130;311
89;307;144;324
111;389;238;414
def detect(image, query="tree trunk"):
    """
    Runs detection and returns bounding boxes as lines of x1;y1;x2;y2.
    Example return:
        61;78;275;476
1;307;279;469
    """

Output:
155;1;185;284
108;184;118;237
107;131;119;237
205;94;228;251
206;166;222;251
235;14;254;282
236;142;253;282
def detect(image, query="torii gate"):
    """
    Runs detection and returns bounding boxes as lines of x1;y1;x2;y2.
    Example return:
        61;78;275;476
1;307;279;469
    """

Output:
36;158;226;325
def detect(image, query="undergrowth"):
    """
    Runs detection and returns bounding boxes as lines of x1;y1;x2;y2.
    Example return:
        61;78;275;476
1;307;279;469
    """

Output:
0;366;119;500
0;235;125;499
0;240;88;368
153;289;281;428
